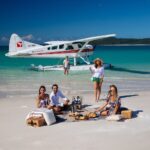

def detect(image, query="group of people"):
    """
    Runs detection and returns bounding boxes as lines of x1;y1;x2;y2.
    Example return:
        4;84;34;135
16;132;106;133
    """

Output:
36;57;122;116
63;57;104;102
36;84;70;114
90;58;122;115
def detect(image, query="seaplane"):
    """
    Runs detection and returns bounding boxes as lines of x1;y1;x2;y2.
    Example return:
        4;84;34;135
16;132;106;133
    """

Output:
5;33;116;71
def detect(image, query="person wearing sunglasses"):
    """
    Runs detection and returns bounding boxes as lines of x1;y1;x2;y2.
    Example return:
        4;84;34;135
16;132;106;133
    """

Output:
95;85;121;116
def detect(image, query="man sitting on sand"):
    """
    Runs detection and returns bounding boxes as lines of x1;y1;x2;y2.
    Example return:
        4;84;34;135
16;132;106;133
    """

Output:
50;84;70;113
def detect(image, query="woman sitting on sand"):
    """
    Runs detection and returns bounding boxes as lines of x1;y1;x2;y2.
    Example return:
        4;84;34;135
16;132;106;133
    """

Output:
95;85;121;116
36;85;51;109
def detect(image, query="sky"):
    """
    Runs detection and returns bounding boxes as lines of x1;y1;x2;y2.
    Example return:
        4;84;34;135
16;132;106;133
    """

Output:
0;0;150;45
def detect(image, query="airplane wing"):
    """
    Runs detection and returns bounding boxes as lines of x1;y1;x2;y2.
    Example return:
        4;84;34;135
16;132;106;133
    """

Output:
44;41;71;45
45;34;116;46
72;34;116;43
25;34;116;55
73;34;116;54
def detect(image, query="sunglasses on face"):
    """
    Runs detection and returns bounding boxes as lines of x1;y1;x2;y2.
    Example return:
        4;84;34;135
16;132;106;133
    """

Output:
109;89;115;93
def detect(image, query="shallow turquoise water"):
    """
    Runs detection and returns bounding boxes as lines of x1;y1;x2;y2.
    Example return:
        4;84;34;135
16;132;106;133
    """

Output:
0;45;150;75
0;46;150;93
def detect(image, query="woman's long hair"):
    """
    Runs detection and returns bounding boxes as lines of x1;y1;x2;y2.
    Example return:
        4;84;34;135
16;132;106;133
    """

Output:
39;85;46;95
109;85;118;97
94;58;103;68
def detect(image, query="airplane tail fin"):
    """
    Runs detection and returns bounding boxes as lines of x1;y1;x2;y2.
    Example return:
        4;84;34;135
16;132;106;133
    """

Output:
9;34;41;52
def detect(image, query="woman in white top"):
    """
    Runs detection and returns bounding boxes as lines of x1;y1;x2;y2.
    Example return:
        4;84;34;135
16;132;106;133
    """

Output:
90;58;104;102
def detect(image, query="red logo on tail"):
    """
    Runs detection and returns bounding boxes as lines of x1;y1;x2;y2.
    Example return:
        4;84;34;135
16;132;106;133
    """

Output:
17;42;22;48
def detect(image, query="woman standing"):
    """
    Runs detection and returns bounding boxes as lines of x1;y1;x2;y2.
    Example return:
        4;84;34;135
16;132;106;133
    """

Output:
90;58;104;102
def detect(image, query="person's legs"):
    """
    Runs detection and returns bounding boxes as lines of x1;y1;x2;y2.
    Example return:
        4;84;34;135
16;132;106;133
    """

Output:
66;68;69;75
94;82;98;102
97;82;102;101
64;68;67;75
52;106;61;113
100;110;109;116
62;100;70;110
47;105;53;110
63;100;69;106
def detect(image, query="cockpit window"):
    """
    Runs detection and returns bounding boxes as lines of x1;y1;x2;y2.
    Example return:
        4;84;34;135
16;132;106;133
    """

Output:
78;43;82;48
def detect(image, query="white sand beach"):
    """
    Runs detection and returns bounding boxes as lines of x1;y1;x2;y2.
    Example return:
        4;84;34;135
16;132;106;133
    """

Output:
0;82;150;150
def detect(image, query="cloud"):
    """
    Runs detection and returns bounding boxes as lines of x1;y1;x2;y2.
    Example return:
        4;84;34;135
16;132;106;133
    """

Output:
22;34;34;41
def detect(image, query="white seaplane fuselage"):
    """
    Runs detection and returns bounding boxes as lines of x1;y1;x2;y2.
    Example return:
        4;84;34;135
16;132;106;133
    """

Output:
7;41;94;58
28;43;93;58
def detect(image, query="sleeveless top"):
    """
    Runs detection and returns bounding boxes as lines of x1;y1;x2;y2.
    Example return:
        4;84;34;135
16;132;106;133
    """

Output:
91;66;104;78
106;97;121;114
39;94;49;108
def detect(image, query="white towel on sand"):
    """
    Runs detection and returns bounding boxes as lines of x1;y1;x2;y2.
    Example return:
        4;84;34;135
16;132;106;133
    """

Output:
106;115;122;121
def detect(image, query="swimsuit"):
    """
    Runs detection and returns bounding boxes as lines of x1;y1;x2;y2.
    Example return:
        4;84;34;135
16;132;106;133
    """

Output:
106;97;121;115
40;99;49;108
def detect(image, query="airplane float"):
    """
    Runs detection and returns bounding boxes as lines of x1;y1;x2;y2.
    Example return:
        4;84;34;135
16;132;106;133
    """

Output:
5;33;116;71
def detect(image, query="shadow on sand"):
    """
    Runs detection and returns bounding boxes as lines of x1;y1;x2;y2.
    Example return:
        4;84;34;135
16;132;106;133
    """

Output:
109;66;150;75
82;104;92;109
132;110;143;119
120;94;139;99
55;116;67;124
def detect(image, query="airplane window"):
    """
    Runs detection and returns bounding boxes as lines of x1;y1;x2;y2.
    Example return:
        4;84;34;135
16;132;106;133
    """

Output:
59;44;64;49
47;47;51;50
78;44;82;48
52;46;57;50
66;45;74;50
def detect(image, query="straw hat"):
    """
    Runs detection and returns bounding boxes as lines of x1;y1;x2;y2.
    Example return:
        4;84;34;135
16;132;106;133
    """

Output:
94;58;103;65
